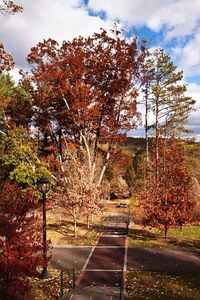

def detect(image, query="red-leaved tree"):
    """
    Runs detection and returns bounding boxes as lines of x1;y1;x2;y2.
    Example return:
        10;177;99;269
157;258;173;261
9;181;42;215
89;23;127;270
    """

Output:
24;29;147;188
0;182;45;300
0;43;14;72
139;138;196;238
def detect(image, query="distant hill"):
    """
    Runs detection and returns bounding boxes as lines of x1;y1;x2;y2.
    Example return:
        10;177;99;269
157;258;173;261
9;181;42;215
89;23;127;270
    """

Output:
125;137;146;151
125;136;200;151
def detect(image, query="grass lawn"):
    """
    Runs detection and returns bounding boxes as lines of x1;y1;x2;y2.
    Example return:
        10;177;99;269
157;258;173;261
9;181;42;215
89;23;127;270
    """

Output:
126;271;200;300
46;208;104;245
129;224;200;248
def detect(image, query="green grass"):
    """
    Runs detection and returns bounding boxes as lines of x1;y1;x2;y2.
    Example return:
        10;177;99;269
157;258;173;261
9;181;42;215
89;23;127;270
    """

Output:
129;225;200;248
168;226;200;239
126;271;200;299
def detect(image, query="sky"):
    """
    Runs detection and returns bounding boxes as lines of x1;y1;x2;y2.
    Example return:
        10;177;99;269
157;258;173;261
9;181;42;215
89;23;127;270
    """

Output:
0;0;200;140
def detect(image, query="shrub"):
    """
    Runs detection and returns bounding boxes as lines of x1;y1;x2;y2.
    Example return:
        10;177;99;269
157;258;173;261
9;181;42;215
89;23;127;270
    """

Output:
0;182;46;300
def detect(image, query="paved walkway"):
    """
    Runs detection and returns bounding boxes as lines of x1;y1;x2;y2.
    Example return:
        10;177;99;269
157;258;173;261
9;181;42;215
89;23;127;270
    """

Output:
61;215;129;299
50;245;200;273
50;213;200;299
128;247;200;272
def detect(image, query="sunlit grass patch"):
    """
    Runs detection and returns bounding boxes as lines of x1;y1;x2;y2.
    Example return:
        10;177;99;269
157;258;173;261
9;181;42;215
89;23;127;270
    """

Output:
129;225;200;248
46;208;102;245
168;225;200;239
126;271;200;299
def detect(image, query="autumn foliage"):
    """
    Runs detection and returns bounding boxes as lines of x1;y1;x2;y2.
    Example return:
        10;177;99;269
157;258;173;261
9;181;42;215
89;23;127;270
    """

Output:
0;182;43;300
0;0;23;16
138;138;196;238
0;43;14;72
0;1;22;72
24;30;147;189
26;30;146;143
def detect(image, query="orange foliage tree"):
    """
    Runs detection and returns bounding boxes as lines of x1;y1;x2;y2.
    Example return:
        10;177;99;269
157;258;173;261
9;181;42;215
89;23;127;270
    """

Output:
139;138;196;238
25;30;147;188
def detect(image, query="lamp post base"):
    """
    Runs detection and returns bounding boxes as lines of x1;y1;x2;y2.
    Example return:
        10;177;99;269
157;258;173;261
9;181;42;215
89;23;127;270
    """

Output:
40;268;51;279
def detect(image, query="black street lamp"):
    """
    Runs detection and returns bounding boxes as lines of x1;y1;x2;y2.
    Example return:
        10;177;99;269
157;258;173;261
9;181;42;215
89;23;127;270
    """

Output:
38;176;50;279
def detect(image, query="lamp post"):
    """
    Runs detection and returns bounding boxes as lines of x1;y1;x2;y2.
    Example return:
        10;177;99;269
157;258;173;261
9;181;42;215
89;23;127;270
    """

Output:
38;176;50;279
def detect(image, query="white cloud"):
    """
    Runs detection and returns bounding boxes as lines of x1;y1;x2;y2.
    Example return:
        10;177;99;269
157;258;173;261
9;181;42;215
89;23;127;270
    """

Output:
176;31;200;76
87;0;200;79
0;0;112;69
185;83;200;137
9;67;22;82
87;0;168;26
87;0;200;38
186;83;200;108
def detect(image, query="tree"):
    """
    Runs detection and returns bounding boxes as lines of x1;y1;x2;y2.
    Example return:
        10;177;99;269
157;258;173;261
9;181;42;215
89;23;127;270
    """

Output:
0;0;22;71
0;43;14;72
24;30;147;190
53;152;102;237
0;74;33;131
188;177;200;222
184;139;200;183
110;176;130;199
0;182;45;300
141;49;195;185
138;138;196;238
0;0;22;16
0;126;51;188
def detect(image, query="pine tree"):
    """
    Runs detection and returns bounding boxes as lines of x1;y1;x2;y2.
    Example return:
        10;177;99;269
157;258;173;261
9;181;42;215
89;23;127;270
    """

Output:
142;49;195;184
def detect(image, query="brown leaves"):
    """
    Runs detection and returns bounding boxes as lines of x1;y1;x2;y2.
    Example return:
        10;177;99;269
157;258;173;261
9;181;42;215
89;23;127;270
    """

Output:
0;42;14;72
26;29;147;143
0;0;23;16
139;138;196;237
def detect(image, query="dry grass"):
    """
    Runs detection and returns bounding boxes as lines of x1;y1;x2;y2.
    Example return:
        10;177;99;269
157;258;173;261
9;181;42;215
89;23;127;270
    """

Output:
25;268;80;300
46;207;103;245
25;269;61;300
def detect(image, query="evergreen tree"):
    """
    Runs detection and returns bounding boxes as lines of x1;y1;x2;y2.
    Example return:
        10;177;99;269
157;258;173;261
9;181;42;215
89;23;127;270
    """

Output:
142;49;195;184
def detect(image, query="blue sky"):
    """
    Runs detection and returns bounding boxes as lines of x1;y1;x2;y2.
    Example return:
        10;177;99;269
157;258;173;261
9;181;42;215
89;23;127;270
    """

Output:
0;0;200;139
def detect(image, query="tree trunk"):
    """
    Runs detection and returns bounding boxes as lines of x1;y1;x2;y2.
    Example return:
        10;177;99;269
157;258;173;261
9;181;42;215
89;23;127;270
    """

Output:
87;215;90;229
155;95;159;188
59;209;62;225
73;208;77;238
144;83;149;192
97;150;110;186
164;224;168;239
58;127;63;161
74;219;77;238
91;213;94;223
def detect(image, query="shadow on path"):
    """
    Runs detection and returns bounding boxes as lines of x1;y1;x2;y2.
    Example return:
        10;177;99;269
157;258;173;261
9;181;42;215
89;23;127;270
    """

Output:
128;247;200;272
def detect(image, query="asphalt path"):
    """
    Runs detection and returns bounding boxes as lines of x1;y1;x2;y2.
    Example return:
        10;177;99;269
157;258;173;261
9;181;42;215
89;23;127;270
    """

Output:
50;246;92;271
50;211;200;299
128;247;200;272
51;245;200;273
